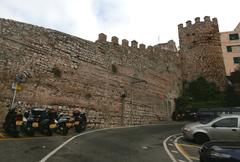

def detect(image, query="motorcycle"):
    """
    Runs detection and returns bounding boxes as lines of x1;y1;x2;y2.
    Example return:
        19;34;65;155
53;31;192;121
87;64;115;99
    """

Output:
23;109;42;136
24;108;55;136
55;113;69;136
72;110;87;133
3;109;24;137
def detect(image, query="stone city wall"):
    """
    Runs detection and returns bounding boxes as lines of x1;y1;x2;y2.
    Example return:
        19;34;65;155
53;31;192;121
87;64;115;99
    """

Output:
0;18;182;127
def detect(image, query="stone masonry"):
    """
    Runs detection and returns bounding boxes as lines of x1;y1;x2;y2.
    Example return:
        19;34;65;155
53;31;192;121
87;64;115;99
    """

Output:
178;16;226;89
0;18;182;128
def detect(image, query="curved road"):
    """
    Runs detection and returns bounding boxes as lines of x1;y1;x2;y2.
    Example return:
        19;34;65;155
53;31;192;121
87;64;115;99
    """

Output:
0;122;186;162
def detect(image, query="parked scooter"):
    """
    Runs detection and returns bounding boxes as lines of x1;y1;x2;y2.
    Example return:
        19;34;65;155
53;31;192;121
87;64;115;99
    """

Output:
3;108;24;137
72;110;87;133
23;108;55;136
23;109;43;136
55;113;68;135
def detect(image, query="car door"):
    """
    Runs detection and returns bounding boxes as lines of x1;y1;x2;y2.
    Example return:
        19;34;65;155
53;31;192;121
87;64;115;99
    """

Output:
208;117;239;140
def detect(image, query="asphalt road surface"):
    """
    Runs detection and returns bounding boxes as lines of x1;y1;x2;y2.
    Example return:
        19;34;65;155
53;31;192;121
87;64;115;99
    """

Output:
0;122;201;162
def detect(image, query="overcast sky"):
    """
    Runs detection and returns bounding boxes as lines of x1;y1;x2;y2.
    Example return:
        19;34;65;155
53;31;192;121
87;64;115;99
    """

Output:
0;0;239;46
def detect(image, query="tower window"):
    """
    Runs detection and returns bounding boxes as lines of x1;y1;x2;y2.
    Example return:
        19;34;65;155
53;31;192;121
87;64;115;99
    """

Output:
229;33;239;40
233;57;240;64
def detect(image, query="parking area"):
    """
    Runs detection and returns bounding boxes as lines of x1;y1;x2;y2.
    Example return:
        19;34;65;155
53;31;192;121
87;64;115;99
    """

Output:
164;134;201;162
0;128;79;141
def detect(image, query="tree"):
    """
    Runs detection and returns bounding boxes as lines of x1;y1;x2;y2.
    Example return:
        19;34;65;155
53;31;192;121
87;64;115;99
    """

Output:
224;85;240;107
176;76;223;110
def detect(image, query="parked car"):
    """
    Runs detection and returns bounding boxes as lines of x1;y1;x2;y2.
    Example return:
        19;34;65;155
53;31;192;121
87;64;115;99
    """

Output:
199;141;240;162
182;114;240;144
197;107;240;121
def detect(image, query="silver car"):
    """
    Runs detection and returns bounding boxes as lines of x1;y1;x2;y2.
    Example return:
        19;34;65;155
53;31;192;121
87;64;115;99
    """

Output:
182;114;240;144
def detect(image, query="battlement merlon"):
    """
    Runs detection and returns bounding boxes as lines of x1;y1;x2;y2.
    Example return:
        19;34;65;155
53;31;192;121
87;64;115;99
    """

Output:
186;20;192;27
195;17;200;23
178;16;219;29
97;33;107;42
131;40;138;48
122;39;129;47
111;36;119;45
139;43;146;50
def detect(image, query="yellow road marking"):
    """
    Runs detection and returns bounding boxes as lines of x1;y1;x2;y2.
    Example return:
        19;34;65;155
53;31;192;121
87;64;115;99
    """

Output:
189;156;200;160
178;143;201;149
0;136;47;141
176;144;199;161
0;133;5;138
0;134;73;141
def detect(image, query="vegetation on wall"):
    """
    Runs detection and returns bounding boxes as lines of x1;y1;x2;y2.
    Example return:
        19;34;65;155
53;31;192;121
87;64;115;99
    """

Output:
176;75;240;111
111;64;118;73
52;66;62;78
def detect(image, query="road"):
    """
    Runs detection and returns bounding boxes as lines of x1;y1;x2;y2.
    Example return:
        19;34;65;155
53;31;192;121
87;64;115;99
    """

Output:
0;122;201;162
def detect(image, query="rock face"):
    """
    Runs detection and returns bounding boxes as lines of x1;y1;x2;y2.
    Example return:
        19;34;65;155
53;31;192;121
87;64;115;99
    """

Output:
0;18;182;127
178;16;226;89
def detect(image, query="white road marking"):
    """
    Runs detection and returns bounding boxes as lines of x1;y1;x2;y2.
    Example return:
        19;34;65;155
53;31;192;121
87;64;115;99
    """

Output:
168;143;174;146
40;123;180;162
163;133;182;162
178;159;187;162
174;136;193;162
171;150;179;154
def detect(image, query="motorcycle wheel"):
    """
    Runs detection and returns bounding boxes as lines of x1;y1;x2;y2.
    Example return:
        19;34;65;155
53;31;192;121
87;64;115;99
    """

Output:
41;126;52;136
81;122;87;131
25;127;35;136
75;125;81;133
59;124;68;135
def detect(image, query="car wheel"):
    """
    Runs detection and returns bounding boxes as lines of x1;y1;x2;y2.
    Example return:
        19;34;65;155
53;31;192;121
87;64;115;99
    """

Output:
194;133;209;144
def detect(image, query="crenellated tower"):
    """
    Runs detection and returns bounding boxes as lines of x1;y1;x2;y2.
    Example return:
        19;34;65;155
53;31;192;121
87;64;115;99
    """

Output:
178;16;226;89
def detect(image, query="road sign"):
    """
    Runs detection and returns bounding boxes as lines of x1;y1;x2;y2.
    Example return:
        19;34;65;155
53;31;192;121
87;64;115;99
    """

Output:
12;83;23;91
16;73;27;83
16;84;23;92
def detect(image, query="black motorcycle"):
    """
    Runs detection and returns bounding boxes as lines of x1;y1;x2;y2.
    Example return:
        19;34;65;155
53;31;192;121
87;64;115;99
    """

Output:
23;109;42;136
24;108;55;136
72;110;87;133
55;113;68;136
3;109;24;137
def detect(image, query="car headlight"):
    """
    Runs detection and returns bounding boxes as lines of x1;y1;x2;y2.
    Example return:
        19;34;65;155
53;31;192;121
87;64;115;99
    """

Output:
183;127;191;132
210;151;231;159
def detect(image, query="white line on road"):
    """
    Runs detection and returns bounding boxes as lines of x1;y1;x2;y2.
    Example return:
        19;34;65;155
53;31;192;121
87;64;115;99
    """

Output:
168;143;174;146
40;123;180;162
171;150;179;154
163;133;182;162
178;160;187;162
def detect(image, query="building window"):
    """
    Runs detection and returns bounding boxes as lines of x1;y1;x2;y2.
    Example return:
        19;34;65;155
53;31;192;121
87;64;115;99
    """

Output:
227;46;232;52
229;33;239;40
233;57;240;64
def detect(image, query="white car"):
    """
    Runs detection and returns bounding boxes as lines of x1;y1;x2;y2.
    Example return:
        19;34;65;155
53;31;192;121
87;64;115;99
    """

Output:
182;114;240;144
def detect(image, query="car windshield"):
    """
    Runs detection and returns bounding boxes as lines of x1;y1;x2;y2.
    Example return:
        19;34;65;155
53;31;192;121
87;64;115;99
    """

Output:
200;117;218;124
